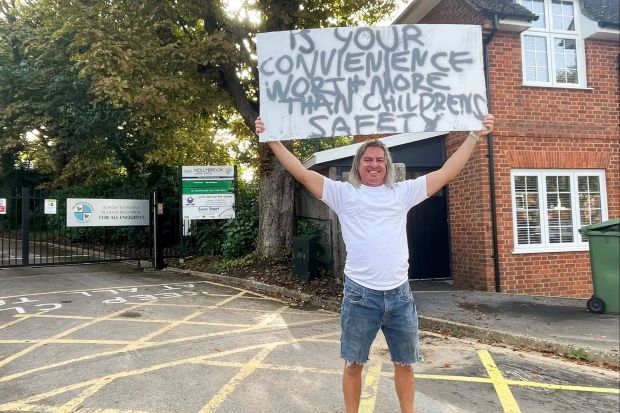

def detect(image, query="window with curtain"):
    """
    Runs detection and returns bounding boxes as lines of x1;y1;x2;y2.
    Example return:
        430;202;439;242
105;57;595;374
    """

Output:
519;0;586;87
511;170;607;252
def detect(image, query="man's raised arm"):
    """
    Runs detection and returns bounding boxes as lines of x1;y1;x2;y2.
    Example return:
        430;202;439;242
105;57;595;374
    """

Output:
426;114;495;197
256;117;324;199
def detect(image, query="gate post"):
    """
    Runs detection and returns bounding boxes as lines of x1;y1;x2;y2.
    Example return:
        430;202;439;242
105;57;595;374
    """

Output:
21;187;30;266
152;191;164;270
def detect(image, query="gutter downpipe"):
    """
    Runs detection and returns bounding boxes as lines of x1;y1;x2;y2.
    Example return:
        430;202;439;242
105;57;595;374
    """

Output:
483;14;501;293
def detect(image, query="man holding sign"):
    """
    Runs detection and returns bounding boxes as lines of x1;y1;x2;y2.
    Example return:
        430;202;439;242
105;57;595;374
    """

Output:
257;25;489;141
256;113;495;412
256;23;495;413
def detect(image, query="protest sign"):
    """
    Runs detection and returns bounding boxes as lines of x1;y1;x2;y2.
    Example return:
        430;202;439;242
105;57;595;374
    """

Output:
257;24;487;141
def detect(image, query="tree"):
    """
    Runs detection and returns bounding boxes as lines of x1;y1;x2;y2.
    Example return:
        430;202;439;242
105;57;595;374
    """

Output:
0;0;235;188
2;0;400;258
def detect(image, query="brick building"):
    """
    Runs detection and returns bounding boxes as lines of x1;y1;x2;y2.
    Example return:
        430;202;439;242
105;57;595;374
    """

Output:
299;0;619;299
390;0;619;297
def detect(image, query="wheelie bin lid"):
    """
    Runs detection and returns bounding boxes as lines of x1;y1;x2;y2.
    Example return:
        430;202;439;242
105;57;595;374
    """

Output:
578;218;620;237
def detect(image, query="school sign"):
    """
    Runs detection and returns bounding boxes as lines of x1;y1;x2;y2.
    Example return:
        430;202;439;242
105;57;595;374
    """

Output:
181;166;236;220
66;198;149;227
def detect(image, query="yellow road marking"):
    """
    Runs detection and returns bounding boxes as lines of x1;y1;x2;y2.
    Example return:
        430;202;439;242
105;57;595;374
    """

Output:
0;326;617;413
0;339;135;345
17;314;96;320
0;313;331;346
2;281;617;413
205;360;342;375
0;316;338;383
212;290;246;307
124;301;328;315
151;316;337;347
0;331;341;412
506;380;620;394
0;313;40;330
122;308;206;351
301;338;340;344
479;350;521;413
14;313;254;327
0;302;150;369
196;305;292;412
55;377;115;413
86;409;155;413
0;281;213;300
257;305;288;325
359;358;383;412
0;406;153;413
199;345;277;413
197;280;289;303
413;374;493;383
0;377;96;411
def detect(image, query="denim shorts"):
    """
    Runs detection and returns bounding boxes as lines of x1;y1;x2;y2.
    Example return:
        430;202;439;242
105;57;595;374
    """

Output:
340;277;421;366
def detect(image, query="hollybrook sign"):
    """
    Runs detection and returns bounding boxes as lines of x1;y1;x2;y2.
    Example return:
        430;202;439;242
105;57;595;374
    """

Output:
181;166;236;220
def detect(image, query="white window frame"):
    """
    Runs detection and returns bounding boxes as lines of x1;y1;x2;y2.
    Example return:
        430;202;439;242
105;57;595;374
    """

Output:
511;169;608;253
519;0;588;88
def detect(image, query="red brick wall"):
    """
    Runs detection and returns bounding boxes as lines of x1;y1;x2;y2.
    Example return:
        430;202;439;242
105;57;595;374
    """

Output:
419;1;620;298
420;0;496;293
422;0;485;25
444;133;495;291
489;34;620;298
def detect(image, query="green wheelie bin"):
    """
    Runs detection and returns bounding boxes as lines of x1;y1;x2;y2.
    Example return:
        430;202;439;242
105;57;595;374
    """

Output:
579;218;620;314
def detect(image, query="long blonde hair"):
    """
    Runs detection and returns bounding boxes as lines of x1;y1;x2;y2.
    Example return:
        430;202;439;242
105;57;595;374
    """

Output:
348;139;395;188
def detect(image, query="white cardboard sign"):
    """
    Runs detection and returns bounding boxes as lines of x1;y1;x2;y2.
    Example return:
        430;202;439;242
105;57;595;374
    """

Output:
257;24;487;141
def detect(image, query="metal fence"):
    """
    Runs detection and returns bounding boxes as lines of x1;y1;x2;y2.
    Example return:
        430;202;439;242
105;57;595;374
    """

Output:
0;187;156;268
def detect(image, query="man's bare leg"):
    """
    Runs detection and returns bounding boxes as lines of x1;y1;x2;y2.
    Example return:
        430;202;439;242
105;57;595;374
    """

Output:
394;363;415;413
342;362;364;413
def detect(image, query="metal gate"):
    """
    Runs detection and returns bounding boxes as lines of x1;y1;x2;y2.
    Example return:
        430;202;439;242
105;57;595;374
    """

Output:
0;187;181;268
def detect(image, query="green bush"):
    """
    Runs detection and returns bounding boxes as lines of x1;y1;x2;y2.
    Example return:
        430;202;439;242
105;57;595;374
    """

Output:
222;182;258;258
185;180;259;259
214;253;256;272
185;220;225;256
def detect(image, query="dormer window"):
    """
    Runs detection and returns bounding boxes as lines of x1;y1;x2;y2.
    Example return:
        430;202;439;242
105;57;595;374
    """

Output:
519;0;587;88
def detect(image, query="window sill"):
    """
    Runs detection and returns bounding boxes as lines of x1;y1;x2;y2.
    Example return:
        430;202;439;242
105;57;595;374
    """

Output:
521;83;594;91
512;245;590;254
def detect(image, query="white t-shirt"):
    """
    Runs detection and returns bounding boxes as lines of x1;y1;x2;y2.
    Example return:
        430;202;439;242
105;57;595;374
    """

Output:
321;176;428;290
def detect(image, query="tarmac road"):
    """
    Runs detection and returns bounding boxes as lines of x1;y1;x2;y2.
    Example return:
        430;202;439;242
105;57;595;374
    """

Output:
1;263;618;412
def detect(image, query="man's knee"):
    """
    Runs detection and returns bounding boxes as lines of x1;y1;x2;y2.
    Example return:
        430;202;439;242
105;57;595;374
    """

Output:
393;362;414;372
343;362;364;376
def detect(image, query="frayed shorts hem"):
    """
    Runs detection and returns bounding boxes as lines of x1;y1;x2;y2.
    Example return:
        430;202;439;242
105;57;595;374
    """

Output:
342;359;368;368
341;357;422;368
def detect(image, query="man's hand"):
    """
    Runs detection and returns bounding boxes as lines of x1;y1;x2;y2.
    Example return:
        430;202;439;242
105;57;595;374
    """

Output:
473;114;495;138
254;116;324;198
255;116;266;135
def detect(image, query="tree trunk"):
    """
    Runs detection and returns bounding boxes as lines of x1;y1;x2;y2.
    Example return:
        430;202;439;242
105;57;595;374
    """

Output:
257;143;295;259
220;59;296;260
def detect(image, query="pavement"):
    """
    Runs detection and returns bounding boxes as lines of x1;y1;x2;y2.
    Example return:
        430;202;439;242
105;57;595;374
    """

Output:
167;268;620;368
3;263;618;413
